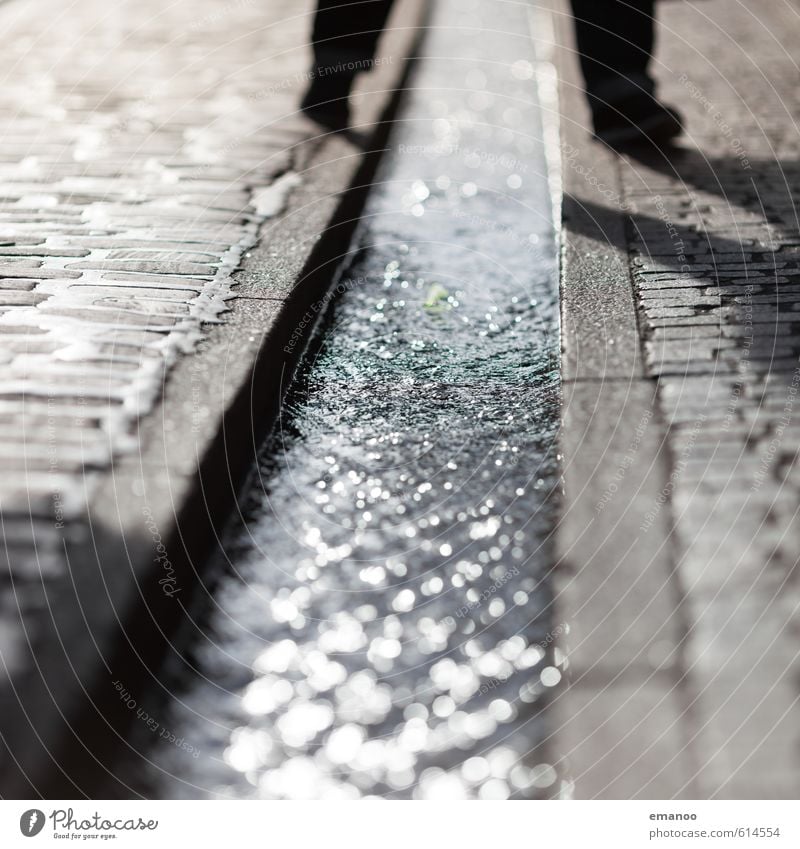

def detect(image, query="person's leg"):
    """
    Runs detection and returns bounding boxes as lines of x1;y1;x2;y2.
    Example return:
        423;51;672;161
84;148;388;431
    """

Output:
311;0;395;71
302;0;395;129
570;0;681;147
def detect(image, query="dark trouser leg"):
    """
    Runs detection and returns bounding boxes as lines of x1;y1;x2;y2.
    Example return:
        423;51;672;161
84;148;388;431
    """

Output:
569;0;655;121
302;0;395;128
310;0;396;73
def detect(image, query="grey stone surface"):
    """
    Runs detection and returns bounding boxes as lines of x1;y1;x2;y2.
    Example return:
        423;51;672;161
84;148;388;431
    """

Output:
558;680;698;800
550;0;800;799
558;52;643;382
558;380;685;679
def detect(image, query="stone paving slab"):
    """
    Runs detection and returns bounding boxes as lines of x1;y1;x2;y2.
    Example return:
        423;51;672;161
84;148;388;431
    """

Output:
0;0;423;796
549;0;800;798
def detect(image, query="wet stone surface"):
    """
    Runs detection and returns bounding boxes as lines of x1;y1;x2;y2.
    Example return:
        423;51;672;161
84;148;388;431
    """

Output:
141;0;563;800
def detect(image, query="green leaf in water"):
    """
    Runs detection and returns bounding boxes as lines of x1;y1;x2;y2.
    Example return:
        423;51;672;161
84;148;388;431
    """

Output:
424;282;450;311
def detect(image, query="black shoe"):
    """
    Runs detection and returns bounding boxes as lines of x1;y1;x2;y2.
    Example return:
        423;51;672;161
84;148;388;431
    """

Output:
300;71;354;131
593;97;683;151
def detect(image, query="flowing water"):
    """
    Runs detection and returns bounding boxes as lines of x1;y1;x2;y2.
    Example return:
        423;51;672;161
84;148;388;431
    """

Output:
142;0;564;799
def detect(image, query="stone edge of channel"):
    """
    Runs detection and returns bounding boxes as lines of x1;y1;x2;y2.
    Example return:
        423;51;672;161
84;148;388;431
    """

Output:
542;0;699;800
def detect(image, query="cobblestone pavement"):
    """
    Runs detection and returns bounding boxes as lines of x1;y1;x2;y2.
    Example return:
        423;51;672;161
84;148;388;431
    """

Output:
626;0;800;797
554;0;800;798
0;0;312;552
